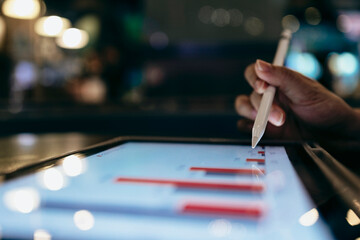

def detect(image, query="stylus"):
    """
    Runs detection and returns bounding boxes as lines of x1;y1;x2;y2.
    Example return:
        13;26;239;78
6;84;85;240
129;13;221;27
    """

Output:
252;29;292;148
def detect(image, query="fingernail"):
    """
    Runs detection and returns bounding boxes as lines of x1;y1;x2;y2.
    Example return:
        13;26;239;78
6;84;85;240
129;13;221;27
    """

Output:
271;109;284;126
256;60;271;72
255;80;266;92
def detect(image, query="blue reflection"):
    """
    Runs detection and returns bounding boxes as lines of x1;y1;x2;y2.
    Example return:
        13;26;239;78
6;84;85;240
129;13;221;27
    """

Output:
286;52;322;80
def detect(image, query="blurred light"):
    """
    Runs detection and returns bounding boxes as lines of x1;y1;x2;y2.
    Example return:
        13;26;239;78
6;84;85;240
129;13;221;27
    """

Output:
244;17;264;36
211;8;230;27
305;7;321;25
56;28;89;49
75;15;100;44
40;168;65;191
16;133;37;147
208;219;232;237
0;16;6;48
337;14;352;33
336;13;360;39
229;9;243;27
145;66;165;86
299;208;319;226
74;210;95;231
62;155;86;177
346;209;360;226
149;31;169;50
328;52;359;76
198;5;214;24
282;15;300;33
336;13;360;38
2;0;41;19
3;188;40;213
14;61;37;90
35;16;71;37
79;76;106;104
34;229;51;240
286;52;322;79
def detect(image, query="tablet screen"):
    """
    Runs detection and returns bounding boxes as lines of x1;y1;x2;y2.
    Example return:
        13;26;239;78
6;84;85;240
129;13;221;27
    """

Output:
0;142;334;239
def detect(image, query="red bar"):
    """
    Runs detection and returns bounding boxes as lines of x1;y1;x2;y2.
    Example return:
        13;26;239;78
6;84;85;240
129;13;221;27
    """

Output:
190;167;265;175
115;177;264;192
258;151;265;155
182;202;262;218
246;158;265;163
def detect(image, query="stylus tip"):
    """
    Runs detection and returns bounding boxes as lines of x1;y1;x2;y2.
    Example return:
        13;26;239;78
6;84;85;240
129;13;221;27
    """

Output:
252;136;259;149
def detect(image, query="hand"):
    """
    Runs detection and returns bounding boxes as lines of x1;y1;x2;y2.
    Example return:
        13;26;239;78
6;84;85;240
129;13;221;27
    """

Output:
234;59;360;140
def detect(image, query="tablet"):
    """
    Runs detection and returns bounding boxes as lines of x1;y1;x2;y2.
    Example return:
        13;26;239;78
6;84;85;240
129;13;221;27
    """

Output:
0;137;357;239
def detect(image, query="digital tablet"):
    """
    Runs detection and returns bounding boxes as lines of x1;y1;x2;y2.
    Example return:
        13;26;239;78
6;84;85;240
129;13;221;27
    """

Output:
0;137;358;240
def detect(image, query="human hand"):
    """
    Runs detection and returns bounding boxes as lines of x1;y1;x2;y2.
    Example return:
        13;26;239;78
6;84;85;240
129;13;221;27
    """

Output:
235;59;360;140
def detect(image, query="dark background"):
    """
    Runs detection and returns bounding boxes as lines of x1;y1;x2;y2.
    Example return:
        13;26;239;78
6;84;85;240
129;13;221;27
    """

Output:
0;0;359;138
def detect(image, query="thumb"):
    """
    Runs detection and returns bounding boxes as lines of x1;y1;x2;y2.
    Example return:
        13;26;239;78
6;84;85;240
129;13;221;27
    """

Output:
254;59;318;103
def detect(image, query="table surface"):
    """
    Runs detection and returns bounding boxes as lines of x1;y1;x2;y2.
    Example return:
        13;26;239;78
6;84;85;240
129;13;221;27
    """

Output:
0;133;116;175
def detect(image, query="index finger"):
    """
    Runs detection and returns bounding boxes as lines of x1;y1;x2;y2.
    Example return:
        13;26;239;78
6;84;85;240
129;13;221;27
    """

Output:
244;63;268;94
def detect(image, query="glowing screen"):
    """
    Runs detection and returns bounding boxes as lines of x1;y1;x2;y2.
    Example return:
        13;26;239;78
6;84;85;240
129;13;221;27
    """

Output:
0;142;334;239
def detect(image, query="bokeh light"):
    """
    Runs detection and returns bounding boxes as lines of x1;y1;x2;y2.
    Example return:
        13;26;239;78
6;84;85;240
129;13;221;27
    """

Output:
211;8;230;27
244;17;264;36
0;16;6;48
74;210;95;231
299;208;319;227
4;187;40;213
34;229;52;240
56;28;89;49
286;51;322;80
75;14;100;44
39;168;65;191
35;16;71;37
282;15;300;33
198;5;214;24
62;155;86;177
149;31;169;49
346;209;360;226
2;0;41;19
208;219;232;237
305;7;321;25
16;133;37;147
228;9;243;27
14;61;37;90
328;52;359;76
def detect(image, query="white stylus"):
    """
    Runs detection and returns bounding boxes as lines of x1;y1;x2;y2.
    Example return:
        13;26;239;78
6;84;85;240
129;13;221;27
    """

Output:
251;29;292;148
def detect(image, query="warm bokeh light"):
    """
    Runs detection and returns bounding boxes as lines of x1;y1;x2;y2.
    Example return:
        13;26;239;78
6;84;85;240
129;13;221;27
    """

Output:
35;16;71;37
244;17;264;36
305;7;321;25
34;229;52;240
2;0;41;19
346;209;360;226
282;15;300;33
3;188;40;213
40;168;65;191
0;16;6;48
299;208;319;227
62;155;86;177
56;28;89;49
73;210;95;231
